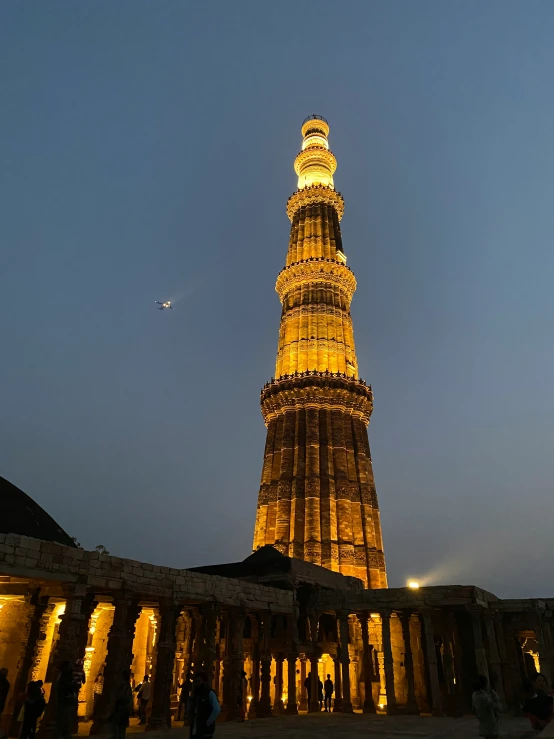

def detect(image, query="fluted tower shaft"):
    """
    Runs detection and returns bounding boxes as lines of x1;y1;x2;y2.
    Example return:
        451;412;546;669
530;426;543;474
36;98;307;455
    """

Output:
253;117;387;588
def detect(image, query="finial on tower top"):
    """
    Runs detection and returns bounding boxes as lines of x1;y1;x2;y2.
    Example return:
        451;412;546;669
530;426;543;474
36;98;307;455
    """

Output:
296;115;336;189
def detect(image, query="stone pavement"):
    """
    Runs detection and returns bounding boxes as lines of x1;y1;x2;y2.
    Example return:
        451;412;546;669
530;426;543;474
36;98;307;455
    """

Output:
79;714;536;739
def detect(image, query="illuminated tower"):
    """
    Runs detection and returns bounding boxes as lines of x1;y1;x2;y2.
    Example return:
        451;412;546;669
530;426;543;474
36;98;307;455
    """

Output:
253;116;387;588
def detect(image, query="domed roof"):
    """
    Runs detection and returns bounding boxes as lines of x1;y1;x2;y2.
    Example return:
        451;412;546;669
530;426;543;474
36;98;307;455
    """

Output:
0;476;76;547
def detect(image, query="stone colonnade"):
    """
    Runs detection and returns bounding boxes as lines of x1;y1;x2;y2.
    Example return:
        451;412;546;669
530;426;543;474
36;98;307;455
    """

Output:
2;534;554;734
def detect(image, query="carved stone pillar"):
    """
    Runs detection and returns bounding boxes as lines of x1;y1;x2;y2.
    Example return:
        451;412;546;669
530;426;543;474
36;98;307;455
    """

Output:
400;612;419;714
258;613;273;718
380;609;397;715
299;656;308;711
273;653;284;714
146;601;179;731
200;603;219;686
221;608;246;721
90;597;141;735
248;644;260;718
482;611;505;702
9;592;49;736
357;612;376;713
307;612;320;713
309;653;319;712
337;612;353;713
38;587;95;739
420;610;444;717
333;655;343;712
533;612;553;686
469;609;489;680
191;609;203;673
286;653;298;714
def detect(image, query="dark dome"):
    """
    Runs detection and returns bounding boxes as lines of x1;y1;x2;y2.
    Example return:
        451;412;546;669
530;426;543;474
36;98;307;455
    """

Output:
0;476;77;547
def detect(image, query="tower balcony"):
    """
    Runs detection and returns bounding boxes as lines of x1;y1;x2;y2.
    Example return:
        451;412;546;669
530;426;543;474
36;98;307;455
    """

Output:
260;370;373;425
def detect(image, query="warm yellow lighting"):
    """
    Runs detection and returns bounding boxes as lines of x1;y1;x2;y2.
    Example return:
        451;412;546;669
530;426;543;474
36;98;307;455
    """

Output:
85;646;95;652
378;703;384;709
247;695;253;702
408;581;420;589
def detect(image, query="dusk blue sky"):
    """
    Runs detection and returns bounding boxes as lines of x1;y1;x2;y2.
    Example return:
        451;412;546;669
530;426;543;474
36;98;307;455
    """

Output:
2;1;554;598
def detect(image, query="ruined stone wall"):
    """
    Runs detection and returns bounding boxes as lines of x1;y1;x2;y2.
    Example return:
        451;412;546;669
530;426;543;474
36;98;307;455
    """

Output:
0;534;293;613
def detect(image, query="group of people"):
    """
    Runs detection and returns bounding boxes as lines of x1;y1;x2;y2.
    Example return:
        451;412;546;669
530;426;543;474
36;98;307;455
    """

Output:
6;658;554;739
0;670;46;739
472;671;554;738
304;672;334;711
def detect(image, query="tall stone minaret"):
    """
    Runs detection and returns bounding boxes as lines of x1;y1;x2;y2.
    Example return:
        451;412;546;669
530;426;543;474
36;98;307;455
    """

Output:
252;116;387;589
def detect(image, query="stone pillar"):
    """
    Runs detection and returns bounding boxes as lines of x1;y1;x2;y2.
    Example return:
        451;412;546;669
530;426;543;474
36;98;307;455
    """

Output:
274;653;284;714
333;655;343;712
358;612;376;713
200;603;219;686
420;610;443;717
308;612;320;713
90;597;140;735
258;613;273;718
380;609;397;715
377;649;386;709
299;656;308;711
309;653;319;712
469;609;489;680
221;608;246;721
191;609;203;673
534;612;553;686
483;611;505;702
337;612;353;713
9;592;49;737
248;644;260;718
400;612;419;715
38;587;95;739
146;601;179;731
286;654;298;714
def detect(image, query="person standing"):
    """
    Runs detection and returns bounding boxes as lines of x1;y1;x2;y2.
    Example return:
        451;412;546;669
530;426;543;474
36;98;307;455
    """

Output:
317;677;324;711
137;675;151;725
178;673;193;722
20;681;45;739
472;675;502;739
0;668;10;730
323;674;334;712
110;670;133;739
56;661;79;739
186;672;220;739
304;672;312;708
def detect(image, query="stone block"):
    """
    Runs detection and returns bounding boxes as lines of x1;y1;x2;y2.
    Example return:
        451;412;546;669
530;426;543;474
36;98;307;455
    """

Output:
4;535;21;546
20;537;41;551
0;544;14;554
24;558;38;568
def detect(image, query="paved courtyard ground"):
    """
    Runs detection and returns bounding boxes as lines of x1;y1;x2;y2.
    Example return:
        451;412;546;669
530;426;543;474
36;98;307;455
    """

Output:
80;713;536;739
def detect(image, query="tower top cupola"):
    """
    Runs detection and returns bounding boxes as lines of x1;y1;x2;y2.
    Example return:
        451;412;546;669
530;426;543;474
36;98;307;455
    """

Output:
294;114;337;190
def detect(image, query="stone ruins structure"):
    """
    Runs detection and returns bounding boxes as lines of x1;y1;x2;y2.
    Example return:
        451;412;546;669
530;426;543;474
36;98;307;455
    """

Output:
1;119;552;736
0;527;552;735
